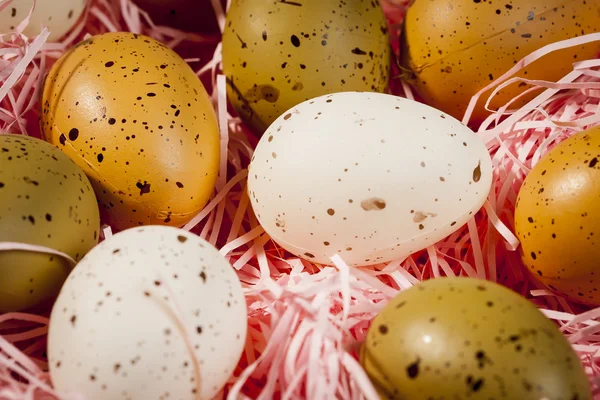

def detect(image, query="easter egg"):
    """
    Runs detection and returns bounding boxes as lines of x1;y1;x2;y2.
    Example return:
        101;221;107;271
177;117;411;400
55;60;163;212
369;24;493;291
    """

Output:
247;92;492;266
515;126;600;305
361;277;591;399
222;0;391;134
0;0;87;41
40;32;220;231
400;0;600;124
132;0;224;34
47;226;247;400
0;134;99;312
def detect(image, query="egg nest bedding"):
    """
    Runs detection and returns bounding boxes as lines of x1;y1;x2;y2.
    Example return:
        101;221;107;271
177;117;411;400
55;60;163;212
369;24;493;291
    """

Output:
1;0;600;399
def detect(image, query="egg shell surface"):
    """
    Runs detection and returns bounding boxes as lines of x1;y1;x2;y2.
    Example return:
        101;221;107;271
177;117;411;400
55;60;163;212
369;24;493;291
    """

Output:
0;134;99;313
247;92;492;266
47;225;247;400
222;0;391;134
400;0;600;123
0;0;87;42
132;0;224;34
515;126;600;305
361;277;591;400
40;32;220;231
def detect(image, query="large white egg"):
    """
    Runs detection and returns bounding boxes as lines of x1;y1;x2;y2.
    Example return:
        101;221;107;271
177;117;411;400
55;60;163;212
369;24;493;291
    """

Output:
248;92;493;266
47;226;247;400
0;0;87;42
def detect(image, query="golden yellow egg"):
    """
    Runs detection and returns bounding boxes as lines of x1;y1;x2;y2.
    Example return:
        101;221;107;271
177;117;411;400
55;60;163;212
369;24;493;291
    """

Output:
400;0;600;124
40;33;220;231
222;0;391;134
361;277;591;399
515;126;600;305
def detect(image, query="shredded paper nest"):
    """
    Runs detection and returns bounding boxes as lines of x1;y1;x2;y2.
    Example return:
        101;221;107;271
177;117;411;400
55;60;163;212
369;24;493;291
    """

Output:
1;0;600;399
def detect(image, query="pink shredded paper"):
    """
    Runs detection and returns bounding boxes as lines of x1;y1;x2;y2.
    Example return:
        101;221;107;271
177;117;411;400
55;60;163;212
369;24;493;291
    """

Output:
1;0;600;398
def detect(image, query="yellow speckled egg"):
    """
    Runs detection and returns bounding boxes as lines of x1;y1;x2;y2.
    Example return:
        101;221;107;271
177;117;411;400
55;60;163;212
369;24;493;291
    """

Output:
361;277;591;400
400;0;600;124
515;126;600;305
222;0;391;134
0;135;99;312
40;33;220;231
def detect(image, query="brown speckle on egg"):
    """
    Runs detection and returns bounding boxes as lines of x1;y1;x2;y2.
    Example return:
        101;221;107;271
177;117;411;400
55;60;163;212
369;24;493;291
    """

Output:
360;198;386;211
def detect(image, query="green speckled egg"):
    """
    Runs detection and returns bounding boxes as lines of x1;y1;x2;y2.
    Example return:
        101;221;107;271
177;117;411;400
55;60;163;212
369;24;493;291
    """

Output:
0;134;100;312
361;277;591;400
222;0;391;134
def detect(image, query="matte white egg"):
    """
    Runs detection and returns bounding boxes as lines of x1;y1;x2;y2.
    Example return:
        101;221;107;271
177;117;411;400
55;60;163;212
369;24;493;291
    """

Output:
47;226;247;400
0;0;87;41
248;92;493;266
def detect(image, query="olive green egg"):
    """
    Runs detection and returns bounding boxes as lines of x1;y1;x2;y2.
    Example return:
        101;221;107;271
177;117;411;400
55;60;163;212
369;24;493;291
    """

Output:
222;0;391;134
0;135;100;312
361;277;591;400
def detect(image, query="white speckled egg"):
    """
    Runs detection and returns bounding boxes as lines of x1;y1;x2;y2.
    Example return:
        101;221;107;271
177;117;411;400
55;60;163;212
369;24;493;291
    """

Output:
248;92;493;266
0;0;87;42
47;226;247;400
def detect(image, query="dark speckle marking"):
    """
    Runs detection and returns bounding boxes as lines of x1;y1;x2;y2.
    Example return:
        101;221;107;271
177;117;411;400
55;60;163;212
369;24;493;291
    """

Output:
361;198;386;211
473;161;482;182
105;61;114;68
406;358;420;379
68;128;79;141
70;315;77;326
23;177;39;186
136;181;151;195
176;182;184;188
199;271;207;282
378;325;388;334
177;235;187;243
59;134;66;145
351;47;367;55
589;157;598;168
291;35;300;47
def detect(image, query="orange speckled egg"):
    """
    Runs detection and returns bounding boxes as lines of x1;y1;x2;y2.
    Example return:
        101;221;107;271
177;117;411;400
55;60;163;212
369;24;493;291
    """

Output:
515;126;600;305
222;0;391;134
400;0;600;124
40;33;220;231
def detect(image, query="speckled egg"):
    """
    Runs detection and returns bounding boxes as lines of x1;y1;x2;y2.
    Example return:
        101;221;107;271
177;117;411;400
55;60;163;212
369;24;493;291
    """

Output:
40;32;220;231
48;225;247;400
0;134;99;312
0;0;87;41
400;0;600;124
132;0;224;34
361;277;591;399
247;92;492;266
515;126;600;305
222;0;391;134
